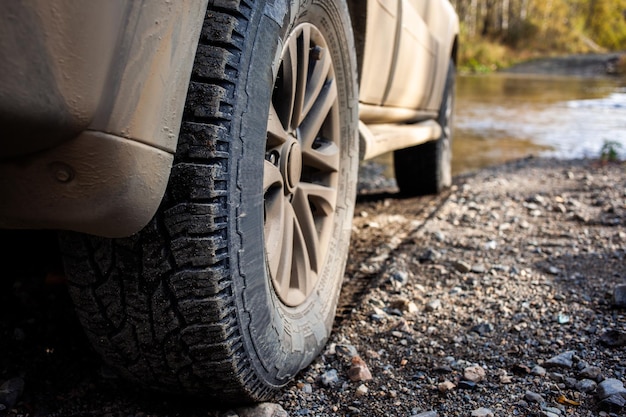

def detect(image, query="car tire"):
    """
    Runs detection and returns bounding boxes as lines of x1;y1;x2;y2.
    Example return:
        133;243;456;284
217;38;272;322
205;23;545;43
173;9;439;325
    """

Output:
59;0;358;402
393;60;455;196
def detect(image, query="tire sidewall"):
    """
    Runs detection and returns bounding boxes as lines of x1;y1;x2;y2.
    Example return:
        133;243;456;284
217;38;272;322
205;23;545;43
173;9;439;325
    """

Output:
233;0;358;387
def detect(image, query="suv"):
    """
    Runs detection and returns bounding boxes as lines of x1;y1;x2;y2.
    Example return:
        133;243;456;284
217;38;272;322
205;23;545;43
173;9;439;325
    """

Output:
0;0;458;402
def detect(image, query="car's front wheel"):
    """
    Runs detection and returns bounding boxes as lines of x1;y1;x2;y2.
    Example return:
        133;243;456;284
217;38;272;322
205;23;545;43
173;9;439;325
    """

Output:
60;0;358;402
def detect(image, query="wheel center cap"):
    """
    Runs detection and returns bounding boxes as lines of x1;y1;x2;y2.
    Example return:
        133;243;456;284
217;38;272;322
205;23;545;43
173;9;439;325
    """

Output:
283;140;302;193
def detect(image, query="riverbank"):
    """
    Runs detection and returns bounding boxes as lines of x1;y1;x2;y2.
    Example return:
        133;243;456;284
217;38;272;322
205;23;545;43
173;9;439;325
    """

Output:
501;53;626;77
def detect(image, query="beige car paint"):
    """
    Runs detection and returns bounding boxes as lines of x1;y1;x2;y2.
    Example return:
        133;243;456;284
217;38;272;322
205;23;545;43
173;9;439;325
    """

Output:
359;0;458;160
0;0;457;236
0;0;208;237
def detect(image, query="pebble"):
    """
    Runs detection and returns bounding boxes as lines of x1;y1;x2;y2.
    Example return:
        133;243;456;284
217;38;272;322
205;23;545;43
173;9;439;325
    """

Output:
355;384;369;396
599;330;626;347
437;380;455;392
464;365;486;383
425;299;442;311
319;369;339;386
544;351;575;369
525;391;545;403
413;412;438;417
579;365;602;380
0;377;24;412
452;260;471;273
236;403;289;417
596;378;626;400
575;379;597;393
613;284;626;307
531;365;547;376
470;322;494;335
470;408;494;417
348;356;373;382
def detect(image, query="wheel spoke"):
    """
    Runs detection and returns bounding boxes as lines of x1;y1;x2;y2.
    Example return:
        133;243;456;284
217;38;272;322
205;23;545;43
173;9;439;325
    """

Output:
302;45;333;119
267;104;290;148
292;182;337;273
299;80;339;172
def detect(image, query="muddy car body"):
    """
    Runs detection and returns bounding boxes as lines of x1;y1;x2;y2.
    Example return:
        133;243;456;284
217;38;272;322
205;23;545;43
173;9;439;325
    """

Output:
0;0;458;402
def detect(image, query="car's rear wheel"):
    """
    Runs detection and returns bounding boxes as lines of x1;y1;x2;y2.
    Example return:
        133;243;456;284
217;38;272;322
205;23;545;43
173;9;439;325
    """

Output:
60;0;358;402
394;60;455;196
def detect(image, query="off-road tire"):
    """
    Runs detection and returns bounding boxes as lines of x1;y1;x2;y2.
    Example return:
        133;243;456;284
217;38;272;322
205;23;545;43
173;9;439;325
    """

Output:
394;60;455;196
60;0;358;402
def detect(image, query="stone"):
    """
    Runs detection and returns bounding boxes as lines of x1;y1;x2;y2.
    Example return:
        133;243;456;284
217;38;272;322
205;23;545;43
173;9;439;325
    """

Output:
347;356;373;382
464;365;486;382
355;384;369;396
525;391;545;404
544;351;575;369
458;380;477;390
425;299;442;312
335;344;359;357
599;330;626;347
598;394;626;413
0;377;24;412
320;369;339;386
437;380;455;392
470;408;494;417
579;366;602;380
452;261;472;273
471;264;487;274
236;403;290;417
575;379;597;393
531;365;547;376
613;284;626;307
413;412;438;417
470;322;494;335
596;378;626;400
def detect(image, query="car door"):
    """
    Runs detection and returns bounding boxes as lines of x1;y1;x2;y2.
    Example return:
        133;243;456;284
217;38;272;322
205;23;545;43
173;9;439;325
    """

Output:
359;0;438;113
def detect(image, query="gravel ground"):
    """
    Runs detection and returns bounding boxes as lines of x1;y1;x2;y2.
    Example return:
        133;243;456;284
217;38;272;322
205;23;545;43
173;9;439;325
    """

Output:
1;156;625;417
274;157;626;417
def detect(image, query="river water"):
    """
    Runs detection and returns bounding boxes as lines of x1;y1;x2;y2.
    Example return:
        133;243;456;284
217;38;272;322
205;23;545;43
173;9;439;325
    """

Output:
452;73;626;174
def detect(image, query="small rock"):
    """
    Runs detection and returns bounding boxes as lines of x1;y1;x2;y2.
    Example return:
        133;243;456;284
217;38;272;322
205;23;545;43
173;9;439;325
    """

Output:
525;391;545;404
425;299;442;312
319;369;339;386
579;365;602;380
547;266;561;275
541;406;562;416
531;365;547;376
437;380;456;392
470;407;494;417
599;330;626;347
419;248;440;262
236;403;289;417
0;377;24;412
452;261;471;273
575;379;597;393
613;284;626;307
347;356;372;382
470;322;494;336
390;271;409;287
596;378;626;400
544;351;575;369
335;344;358;357
471;264;487;274
413;412;438;417
458;380;477;390
355;384;369;396
598;394;626;413
300;383;312;394
464;365;486;382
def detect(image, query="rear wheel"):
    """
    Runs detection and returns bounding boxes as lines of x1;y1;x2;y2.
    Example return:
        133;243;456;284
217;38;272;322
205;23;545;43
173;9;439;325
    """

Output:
60;0;358;402
394;60;455;196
